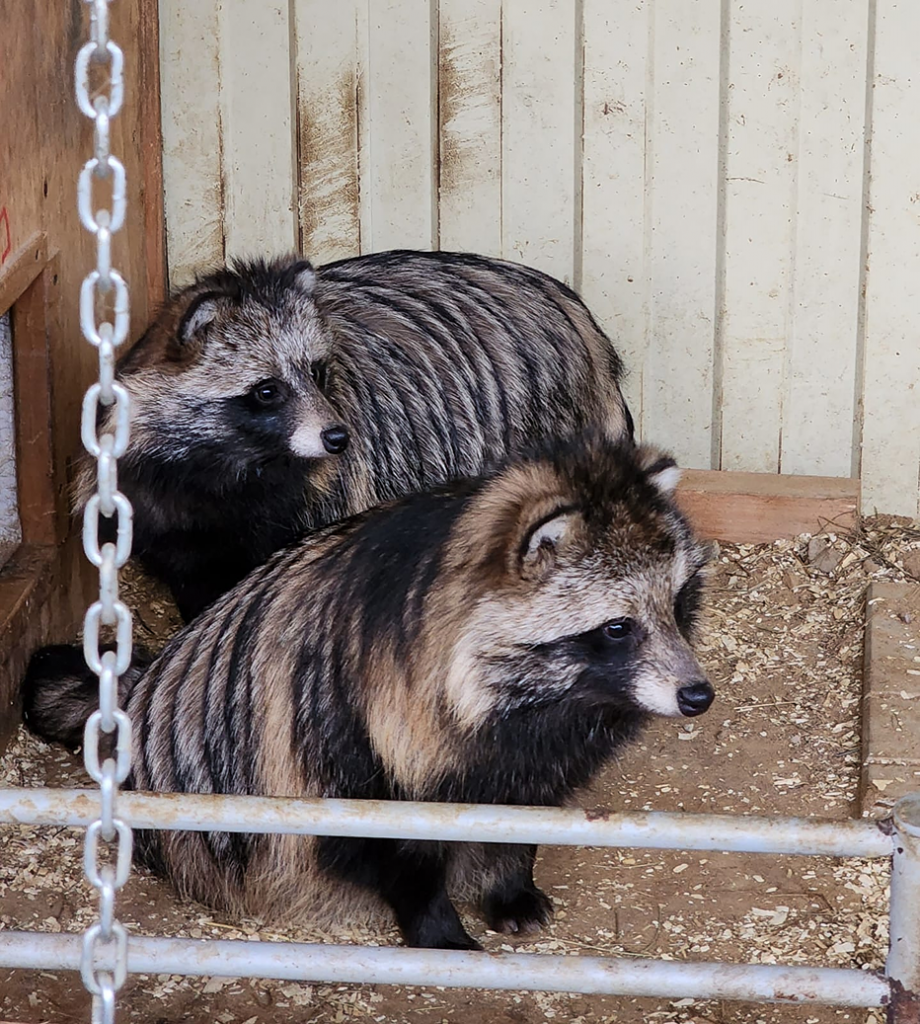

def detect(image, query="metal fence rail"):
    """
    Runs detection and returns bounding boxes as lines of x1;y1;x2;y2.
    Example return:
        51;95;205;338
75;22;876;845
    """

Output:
0;787;895;856
2;787;919;1017
0;932;892;1007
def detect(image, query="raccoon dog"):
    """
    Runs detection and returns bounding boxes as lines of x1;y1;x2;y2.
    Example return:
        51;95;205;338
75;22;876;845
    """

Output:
77;250;634;620
26;436;713;950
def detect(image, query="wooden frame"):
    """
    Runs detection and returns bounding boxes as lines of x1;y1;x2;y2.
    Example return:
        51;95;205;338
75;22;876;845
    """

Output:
0;238;80;749
0;0;164;753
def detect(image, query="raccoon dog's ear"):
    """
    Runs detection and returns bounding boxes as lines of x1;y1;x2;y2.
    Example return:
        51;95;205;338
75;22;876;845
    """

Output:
636;445;682;496
519;507;578;580
177;292;228;347
288;260;317;297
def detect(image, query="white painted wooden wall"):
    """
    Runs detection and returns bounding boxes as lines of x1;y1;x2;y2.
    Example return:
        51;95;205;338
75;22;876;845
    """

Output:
158;0;920;516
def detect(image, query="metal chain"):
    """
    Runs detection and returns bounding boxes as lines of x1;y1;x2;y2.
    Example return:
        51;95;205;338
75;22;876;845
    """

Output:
75;2;134;1021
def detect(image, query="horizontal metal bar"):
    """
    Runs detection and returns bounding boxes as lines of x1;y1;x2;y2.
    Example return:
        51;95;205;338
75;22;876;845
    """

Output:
0;932;891;1006
0;788;894;858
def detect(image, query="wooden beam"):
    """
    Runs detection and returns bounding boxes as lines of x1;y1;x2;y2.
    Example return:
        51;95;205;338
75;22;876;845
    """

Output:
676;469;860;543
859;582;920;817
10;254;60;546
0;232;46;315
139;0;167;312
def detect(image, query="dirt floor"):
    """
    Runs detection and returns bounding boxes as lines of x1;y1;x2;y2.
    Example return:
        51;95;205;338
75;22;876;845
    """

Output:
2;516;919;1024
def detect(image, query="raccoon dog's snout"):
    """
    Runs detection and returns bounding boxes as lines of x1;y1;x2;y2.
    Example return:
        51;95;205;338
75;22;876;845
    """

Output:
676;679;715;717
321;425;350;454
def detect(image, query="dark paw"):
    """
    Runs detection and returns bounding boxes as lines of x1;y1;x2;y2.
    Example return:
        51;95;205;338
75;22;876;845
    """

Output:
483;886;554;935
434;933;483;951
405;924;482;951
402;906;482;950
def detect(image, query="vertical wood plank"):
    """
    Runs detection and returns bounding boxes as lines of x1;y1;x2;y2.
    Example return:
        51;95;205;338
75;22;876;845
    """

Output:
158;0;224;287
10;258;59;546
361;0;437;253
643;0;722;469
502;0;578;284
780;0;867;478
581;0;650;431
718;0;802;473
438;0;502;256
295;0;362;263
0;313;20;548
219;0;298;259
861;2;920;516
139;0;167;313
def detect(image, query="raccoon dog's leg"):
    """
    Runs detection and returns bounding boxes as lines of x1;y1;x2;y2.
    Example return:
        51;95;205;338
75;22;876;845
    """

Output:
318;836;481;950
479;844;554;935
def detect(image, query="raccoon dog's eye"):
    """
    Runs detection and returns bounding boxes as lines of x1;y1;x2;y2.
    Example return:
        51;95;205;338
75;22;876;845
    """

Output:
602;619;635;642
311;362;328;391
250;379;285;408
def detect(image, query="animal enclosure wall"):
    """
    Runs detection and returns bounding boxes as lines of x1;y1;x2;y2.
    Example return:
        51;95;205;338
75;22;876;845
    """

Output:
0;0;163;753
158;0;920;516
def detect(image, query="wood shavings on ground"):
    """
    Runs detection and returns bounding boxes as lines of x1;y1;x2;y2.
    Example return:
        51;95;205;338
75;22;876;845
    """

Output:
1;515;918;1023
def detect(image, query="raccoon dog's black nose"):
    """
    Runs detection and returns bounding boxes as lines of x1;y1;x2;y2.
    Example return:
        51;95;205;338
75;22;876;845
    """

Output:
677;680;715;717
321;426;350;454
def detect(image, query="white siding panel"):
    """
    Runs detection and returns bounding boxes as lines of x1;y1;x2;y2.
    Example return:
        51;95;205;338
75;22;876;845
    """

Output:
361;0;437;252
644;0;722;469
860;2;920;516
780;0;867;478
158;0;224;287
219;0;298;260
719;1;802;473
501;0;578;284
581;0;650;433
158;0;920;512
438;0;502;256
295;0;362;264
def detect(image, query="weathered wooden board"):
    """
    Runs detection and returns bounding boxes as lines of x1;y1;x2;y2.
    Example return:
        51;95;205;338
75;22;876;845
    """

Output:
780;0;867;479
360;0;437;253
501;0;578;285
0;0;164;753
860;3;920;516
676;470;859;544
158;0;224;287
438;0;502;257
860;583;920;817
642;0;721;470
581;0;650;434
219;0;298;260
719;1;801;474
295;0;362;263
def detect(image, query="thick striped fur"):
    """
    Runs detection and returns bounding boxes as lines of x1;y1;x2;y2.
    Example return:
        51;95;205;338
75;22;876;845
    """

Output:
27;437;712;949
76;250;633;621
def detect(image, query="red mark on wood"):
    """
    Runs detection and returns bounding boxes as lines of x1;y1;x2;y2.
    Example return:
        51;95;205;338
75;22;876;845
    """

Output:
0;208;11;264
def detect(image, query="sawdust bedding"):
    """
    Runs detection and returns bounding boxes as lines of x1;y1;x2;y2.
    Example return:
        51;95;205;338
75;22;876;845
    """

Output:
1;516;919;1024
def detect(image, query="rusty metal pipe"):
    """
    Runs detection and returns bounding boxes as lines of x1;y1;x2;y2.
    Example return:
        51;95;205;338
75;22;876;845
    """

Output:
0;931;892;1006
0;787;894;857
888;794;920;1022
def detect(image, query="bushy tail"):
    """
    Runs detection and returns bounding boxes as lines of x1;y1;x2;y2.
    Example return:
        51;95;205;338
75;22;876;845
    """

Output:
22;644;153;752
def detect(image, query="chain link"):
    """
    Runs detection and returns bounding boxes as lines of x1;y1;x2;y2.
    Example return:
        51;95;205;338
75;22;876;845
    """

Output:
76;2;133;1021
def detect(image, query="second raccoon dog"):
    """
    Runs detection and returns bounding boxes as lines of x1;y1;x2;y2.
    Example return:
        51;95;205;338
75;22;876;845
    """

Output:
27;436;714;950
78;250;633;620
